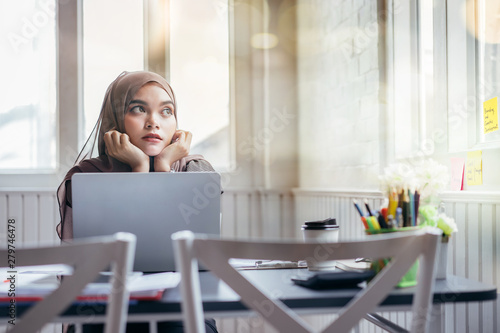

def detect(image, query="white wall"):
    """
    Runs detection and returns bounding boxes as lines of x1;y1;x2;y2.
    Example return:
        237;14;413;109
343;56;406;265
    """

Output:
297;0;382;189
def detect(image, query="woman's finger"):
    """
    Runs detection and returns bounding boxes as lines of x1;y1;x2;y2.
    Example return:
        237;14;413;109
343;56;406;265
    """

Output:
104;130;124;154
103;131;114;151
172;130;184;143
184;131;192;146
112;131;125;148
119;132;130;145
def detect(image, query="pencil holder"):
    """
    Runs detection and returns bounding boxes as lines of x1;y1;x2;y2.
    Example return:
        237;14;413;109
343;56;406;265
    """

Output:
365;227;420;288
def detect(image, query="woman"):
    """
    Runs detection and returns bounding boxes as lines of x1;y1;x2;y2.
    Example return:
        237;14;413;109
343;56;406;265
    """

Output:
56;71;218;333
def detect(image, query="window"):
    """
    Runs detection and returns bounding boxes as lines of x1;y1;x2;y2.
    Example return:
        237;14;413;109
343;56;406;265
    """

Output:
390;0;445;159
170;0;231;171
83;0;144;143
472;0;500;146
391;0;435;159
0;0;231;185
392;0;418;158
444;0;500;151
418;0;436;151
0;1;57;171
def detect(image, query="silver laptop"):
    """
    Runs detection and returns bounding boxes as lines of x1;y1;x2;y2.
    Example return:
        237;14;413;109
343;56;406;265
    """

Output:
72;172;221;272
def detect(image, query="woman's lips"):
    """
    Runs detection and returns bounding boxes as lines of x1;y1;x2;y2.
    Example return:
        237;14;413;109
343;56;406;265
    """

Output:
142;133;162;142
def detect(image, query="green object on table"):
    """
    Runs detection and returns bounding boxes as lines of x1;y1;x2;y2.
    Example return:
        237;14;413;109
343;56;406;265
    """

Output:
370;258;419;288
366;226;421;288
365;226;421;235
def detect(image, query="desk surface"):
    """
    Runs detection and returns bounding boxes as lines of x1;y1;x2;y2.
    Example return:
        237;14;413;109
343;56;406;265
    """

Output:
6;269;498;319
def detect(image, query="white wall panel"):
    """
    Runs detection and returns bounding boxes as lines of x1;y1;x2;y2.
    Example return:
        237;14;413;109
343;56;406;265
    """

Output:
2;188;499;332
39;193;59;245
261;192;281;239
7;194;23;245
23;194;39;245
236;192;251;238
221;190;236;238
0;190;60;333
0;194;7;244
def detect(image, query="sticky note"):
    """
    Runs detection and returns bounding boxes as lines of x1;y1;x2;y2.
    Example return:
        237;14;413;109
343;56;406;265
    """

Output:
466;151;482;186
483;97;499;134
450;158;465;191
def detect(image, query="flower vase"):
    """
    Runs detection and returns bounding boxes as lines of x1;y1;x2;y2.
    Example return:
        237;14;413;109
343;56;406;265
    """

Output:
435;236;449;280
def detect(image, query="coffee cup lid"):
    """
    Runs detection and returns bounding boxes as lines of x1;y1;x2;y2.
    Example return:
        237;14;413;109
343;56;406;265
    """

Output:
302;218;338;230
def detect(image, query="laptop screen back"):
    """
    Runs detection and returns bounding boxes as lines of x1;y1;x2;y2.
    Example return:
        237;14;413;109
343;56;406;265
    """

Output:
71;172;221;272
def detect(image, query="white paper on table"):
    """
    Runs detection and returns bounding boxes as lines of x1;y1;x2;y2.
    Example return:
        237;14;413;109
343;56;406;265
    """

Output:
228;259;305;269
1;264;72;295
1;270;180;299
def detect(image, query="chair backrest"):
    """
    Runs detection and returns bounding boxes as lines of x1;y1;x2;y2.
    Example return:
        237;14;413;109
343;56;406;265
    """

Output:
172;229;441;333
0;232;136;333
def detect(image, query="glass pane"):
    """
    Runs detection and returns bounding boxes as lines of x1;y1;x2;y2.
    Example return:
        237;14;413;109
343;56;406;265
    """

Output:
0;1;57;171
420;0;434;147
170;0;231;170
393;0;417;158
476;0;500;144
83;0;144;143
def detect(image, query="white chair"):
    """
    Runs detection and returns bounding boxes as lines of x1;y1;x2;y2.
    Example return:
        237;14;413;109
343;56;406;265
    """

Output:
0;232;136;333
172;229;441;333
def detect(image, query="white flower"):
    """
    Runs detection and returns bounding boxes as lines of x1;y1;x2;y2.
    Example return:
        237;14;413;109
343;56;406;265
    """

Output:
419;205;458;236
379;159;450;201
379;163;416;191
414;159;450;201
437;213;458;236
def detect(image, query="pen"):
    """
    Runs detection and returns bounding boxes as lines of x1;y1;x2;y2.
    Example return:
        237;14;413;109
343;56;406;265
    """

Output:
364;199;374;216
354;200;369;229
414;190;420;224
380;207;388;222
395;207;403;228
361;217;369;229
388;188;398;217
365;216;375;230
370;216;381;229
402;190;410;227
352;199;364;218
377;211;389;229
409;189;415;226
398;189;404;209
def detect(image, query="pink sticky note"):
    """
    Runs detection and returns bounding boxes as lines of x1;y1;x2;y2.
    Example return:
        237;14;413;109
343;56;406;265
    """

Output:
450;158;465;191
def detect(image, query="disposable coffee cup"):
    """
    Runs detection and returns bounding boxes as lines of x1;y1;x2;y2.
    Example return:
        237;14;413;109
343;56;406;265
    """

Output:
301;218;340;271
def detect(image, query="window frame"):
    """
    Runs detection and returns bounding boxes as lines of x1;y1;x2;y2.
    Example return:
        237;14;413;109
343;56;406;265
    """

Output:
387;0;434;161
0;0;82;188
387;0;494;160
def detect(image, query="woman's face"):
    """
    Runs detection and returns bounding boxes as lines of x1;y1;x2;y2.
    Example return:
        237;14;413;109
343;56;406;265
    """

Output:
124;83;177;156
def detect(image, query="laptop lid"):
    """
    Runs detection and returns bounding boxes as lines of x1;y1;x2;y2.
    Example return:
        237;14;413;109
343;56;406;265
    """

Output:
71;172;221;272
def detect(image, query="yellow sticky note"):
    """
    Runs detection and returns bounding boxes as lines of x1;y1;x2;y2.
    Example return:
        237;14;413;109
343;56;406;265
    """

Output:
466;151;483;186
483;97;499;134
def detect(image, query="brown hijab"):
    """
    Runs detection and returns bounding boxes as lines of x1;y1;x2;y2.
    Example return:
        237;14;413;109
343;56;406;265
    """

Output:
56;71;213;240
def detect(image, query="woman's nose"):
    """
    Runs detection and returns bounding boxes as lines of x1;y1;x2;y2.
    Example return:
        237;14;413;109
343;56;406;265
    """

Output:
145;114;160;129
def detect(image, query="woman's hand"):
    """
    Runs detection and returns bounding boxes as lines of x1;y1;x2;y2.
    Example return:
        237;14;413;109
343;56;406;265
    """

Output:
154;130;192;172
104;130;150;172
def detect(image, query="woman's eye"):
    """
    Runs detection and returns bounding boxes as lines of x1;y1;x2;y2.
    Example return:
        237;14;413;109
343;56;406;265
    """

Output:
162;108;173;116
129;105;145;113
